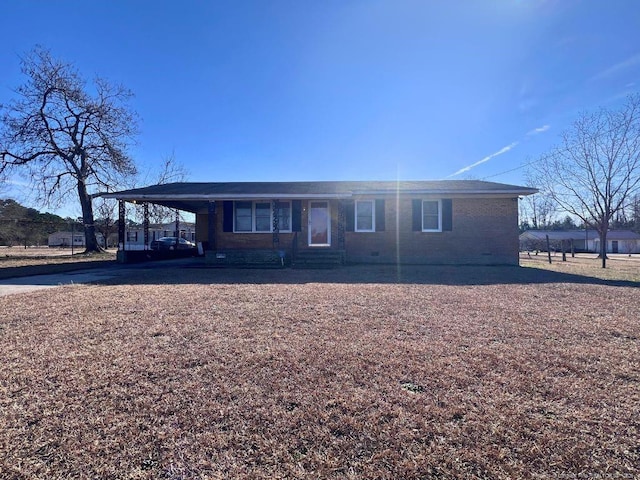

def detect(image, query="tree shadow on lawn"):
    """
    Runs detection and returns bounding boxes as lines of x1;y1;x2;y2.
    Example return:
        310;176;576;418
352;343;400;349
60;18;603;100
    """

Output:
107;260;640;288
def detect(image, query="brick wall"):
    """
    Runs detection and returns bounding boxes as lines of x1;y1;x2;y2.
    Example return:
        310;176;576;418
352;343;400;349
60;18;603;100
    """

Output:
196;196;521;265
345;196;520;265
196;203;297;251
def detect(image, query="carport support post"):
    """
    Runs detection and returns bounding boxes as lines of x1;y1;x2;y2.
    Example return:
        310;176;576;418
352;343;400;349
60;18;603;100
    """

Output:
175;210;180;249
272;199;280;248
337;201;345;250
143;203;149;250
118;200;126;251
546;234;552;264
116;200;127;263
207;201;216;251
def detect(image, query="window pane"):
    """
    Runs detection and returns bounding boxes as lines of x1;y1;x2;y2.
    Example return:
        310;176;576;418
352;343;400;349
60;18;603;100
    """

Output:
423;200;440;230
356;200;374;231
236;216;252;231
235;201;252;231
255;217;270;231
255;202;271;232
358;201;372;216
423;215;439;230
423;201;438;215
357;216;373;230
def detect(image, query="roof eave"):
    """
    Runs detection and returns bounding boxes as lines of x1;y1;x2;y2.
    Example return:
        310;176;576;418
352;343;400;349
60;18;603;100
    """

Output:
101;188;539;201
354;189;538;196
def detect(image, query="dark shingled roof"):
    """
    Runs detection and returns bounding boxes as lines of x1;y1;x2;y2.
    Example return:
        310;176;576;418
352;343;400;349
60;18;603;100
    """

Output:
105;180;536;196
101;180;537;213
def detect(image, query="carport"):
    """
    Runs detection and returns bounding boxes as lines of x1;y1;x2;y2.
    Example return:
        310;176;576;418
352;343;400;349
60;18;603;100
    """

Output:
101;185;211;263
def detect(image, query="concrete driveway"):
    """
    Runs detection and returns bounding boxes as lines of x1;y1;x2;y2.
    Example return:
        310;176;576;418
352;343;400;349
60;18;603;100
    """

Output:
0;258;201;296
0;268;123;296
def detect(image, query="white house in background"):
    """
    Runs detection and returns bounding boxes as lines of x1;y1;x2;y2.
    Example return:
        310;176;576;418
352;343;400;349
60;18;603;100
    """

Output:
118;221;196;250
48;231;105;248
519;229;640;254
593;230;640;254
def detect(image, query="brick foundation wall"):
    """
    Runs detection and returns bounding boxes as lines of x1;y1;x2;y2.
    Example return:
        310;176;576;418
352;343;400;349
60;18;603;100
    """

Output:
204;249;286;266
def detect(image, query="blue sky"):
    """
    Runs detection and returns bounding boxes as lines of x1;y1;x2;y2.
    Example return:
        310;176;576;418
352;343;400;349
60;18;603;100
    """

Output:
1;0;639;216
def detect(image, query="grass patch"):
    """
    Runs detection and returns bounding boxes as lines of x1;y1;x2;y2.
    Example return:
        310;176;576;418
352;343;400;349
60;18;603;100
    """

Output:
0;262;638;478
520;252;640;283
0;247;116;269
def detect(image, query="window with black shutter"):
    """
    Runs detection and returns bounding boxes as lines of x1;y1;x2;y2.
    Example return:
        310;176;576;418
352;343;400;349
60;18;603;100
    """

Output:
345;200;355;232
442;199;453;231
412;199;452;232
375;199;385;231
223;201;233;232
292;200;302;232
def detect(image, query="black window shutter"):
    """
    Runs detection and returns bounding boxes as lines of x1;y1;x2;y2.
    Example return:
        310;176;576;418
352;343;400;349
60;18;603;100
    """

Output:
412;199;422;231
345;200;355;232
223;201;233;232
442;199;453;231
375;199;385;232
292;200;302;232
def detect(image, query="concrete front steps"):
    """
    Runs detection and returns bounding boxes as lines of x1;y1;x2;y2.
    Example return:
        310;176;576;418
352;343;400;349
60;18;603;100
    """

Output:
292;249;345;268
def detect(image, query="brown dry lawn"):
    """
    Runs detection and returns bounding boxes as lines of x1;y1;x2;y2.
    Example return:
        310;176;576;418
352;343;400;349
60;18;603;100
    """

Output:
0;248;116;281
0;257;638;479
0;247;116;269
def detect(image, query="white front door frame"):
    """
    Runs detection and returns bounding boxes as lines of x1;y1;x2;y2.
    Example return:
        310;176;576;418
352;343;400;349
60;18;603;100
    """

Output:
308;200;331;247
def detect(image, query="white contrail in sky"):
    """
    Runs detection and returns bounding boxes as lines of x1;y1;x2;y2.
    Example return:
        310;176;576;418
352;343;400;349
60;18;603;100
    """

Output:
526;125;550;135
448;142;519;177
590;53;640;82
448;124;551;177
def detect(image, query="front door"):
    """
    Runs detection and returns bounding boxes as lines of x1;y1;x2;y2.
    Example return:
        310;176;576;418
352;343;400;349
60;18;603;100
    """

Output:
612;240;619;253
308;201;331;246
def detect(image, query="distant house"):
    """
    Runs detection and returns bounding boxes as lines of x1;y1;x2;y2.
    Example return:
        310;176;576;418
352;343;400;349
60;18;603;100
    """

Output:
103;180;537;266
48;231;105;248
519;229;640;254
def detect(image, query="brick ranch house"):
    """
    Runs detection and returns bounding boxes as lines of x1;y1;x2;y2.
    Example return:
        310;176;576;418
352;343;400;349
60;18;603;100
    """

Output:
102;180;537;266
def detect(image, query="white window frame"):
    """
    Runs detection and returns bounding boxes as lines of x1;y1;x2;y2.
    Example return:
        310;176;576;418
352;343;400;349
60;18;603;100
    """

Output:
233;200;292;233
355;200;375;232
422;199;442;232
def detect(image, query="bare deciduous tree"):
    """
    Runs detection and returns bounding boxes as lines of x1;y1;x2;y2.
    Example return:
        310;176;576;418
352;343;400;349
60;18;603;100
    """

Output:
630;194;640;233
0;47;138;252
93;197;120;248
529;94;640;267
138;152;189;225
519;177;557;230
